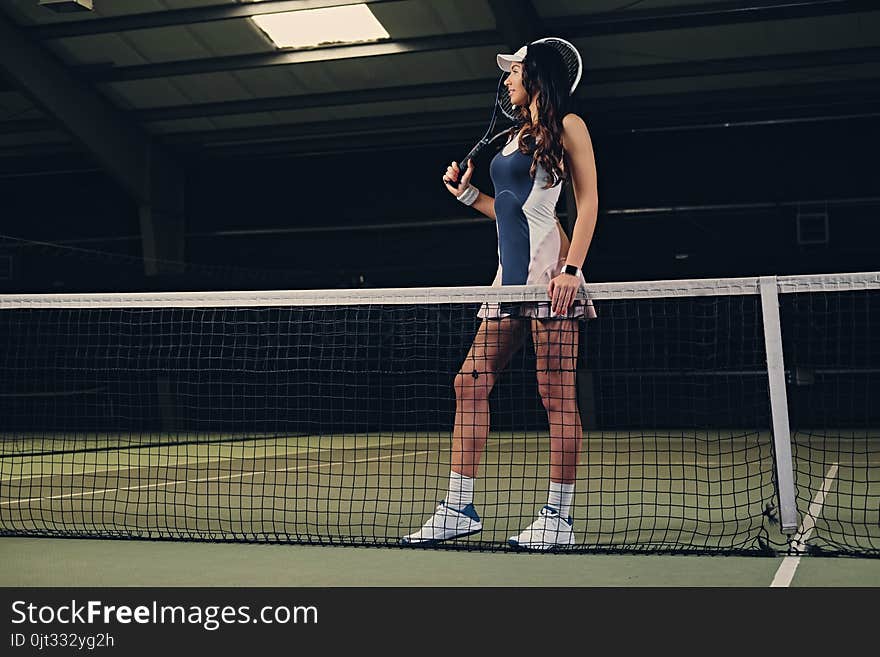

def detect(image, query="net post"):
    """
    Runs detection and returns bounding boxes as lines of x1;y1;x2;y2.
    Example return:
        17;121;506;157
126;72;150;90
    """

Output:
759;276;799;533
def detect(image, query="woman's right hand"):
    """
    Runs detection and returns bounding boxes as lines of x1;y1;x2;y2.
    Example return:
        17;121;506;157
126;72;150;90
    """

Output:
442;159;475;198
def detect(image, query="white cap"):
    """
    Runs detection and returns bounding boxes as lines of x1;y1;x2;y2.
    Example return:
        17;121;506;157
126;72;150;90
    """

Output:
496;45;527;72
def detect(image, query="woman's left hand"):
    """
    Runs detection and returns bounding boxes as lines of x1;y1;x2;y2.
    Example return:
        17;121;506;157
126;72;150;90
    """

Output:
548;272;580;316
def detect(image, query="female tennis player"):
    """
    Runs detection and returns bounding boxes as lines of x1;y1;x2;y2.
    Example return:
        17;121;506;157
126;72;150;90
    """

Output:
402;40;599;550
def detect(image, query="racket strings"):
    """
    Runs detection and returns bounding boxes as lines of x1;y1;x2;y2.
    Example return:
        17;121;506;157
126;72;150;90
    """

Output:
534;37;583;94
498;90;517;121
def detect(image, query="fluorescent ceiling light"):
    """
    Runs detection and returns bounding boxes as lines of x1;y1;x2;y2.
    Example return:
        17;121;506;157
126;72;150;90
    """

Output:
252;4;390;49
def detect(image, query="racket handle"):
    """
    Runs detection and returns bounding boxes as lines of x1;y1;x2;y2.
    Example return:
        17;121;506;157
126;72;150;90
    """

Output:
458;141;486;179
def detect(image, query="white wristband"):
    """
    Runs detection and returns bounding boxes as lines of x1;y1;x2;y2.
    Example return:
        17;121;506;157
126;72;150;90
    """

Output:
456;185;479;206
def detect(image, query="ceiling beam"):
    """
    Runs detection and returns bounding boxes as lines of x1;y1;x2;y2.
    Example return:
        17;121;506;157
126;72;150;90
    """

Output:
86;31;880;86
543;0;878;36
22;1;870;86
138;78;499;122
583;77;880;116
27;0;400;39
54;1;876;86
487;0;542;51
89;31;501;82
27;0;876;40
0;9;185;277
0;12;155;201
132;72;880;123
583;46;880;84
6;75;879;138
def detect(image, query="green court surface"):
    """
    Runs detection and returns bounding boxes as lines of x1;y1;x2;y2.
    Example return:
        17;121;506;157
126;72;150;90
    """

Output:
1;431;878;562
1;538;879;587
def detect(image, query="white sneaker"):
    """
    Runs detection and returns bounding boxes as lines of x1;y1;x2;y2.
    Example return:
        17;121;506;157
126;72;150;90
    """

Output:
401;501;482;546
508;505;575;551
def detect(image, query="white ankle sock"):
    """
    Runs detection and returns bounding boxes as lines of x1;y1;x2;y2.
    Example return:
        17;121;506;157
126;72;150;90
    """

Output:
548;481;575;518
445;471;474;510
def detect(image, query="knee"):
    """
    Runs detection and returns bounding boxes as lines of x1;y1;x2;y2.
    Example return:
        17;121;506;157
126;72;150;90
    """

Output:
540;389;564;414
454;370;492;404
537;378;576;414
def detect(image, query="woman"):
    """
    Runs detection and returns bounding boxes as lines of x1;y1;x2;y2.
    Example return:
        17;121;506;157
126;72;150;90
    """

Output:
402;40;599;551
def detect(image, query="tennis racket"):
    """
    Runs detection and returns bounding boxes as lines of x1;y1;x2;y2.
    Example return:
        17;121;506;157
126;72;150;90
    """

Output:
457;37;583;174
456;73;518;177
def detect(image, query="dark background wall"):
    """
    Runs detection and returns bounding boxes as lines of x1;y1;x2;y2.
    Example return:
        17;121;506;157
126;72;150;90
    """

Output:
1;113;877;293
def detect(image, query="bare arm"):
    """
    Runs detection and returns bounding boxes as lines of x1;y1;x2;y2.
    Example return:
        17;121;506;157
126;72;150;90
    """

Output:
561;113;599;270
546;113;598;315
444;160;496;221
468;189;496;221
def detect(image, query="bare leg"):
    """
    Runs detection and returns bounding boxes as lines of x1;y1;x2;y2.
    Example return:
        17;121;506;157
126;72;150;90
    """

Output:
532;319;582;484
451;318;527;478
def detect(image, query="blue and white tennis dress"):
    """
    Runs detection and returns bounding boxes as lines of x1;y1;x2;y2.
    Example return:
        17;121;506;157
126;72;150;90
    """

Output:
479;129;596;320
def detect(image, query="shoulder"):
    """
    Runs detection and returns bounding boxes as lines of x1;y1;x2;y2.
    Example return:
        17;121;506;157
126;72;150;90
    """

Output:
561;113;589;139
561;113;592;151
562;113;587;130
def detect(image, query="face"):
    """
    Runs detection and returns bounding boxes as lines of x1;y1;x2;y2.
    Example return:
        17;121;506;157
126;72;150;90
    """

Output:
504;63;529;107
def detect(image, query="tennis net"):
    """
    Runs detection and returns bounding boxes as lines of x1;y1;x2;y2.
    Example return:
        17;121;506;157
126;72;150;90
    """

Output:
0;273;877;555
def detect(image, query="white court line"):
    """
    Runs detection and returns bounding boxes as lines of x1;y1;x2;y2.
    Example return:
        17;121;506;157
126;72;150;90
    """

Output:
0;458;235;484
0;435;524;487
3;436;745;484
0;449;431;506
770;462;839;588
0;436;425;484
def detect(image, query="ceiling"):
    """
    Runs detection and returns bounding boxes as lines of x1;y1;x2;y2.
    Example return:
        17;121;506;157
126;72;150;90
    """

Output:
0;0;878;164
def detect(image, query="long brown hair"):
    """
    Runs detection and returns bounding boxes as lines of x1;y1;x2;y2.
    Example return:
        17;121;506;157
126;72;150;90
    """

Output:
514;42;571;189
